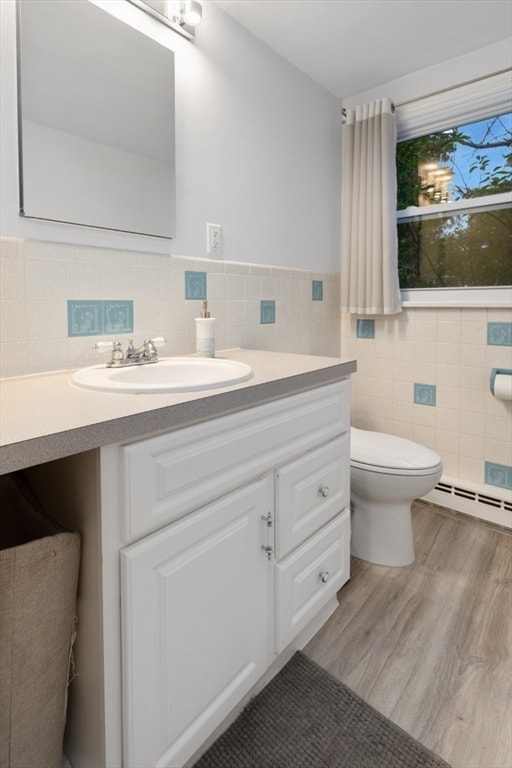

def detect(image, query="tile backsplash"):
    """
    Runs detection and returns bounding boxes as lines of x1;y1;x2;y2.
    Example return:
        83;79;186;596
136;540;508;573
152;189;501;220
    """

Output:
67;300;134;336
0;236;341;377
185;271;207;301
260;300;276;324
414;383;436;407
312;280;323;301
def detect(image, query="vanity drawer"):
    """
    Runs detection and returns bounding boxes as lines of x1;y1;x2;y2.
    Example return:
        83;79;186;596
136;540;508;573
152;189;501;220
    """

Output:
275;509;350;653
275;433;349;559
121;381;350;541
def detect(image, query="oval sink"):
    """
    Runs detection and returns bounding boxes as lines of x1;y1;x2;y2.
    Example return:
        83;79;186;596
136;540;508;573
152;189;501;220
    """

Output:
71;357;254;394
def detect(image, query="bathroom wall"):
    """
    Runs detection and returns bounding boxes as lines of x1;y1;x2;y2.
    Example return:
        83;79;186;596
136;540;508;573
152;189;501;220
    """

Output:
0;1;342;375
0;236;340;377
0;0;341;272
341;41;512;520
344;309;512;521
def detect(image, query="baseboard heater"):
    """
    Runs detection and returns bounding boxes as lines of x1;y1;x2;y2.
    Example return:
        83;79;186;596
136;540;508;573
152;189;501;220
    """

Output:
424;480;512;530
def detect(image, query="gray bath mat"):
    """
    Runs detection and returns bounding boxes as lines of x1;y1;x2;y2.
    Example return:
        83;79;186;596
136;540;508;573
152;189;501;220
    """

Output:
193;651;450;768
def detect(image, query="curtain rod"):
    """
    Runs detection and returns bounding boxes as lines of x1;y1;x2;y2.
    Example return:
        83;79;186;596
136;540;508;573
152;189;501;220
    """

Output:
341;67;511;119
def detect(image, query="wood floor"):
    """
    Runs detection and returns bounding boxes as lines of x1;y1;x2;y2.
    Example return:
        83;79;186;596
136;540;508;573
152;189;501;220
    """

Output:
304;501;512;768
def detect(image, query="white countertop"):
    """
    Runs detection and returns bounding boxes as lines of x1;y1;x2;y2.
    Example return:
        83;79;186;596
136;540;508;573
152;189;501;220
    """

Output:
0;349;356;474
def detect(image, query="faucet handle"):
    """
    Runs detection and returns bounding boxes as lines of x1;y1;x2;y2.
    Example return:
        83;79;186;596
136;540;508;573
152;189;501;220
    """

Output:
93;341;114;353
149;337;166;348
111;341;124;363
94;340;124;365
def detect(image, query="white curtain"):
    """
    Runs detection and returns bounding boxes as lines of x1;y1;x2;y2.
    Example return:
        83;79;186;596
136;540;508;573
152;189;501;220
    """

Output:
340;98;402;315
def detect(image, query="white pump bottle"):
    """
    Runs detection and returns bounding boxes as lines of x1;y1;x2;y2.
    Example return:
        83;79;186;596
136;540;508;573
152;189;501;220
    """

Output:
195;301;215;357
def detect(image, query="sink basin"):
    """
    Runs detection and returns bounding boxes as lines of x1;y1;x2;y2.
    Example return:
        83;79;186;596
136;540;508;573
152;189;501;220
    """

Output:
71;357;254;394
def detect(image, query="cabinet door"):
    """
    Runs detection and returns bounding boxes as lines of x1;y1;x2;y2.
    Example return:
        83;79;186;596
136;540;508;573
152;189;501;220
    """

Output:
275;510;350;653
121;475;273;768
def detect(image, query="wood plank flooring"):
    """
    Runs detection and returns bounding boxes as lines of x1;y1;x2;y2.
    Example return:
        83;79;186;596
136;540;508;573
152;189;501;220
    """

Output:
304;501;512;768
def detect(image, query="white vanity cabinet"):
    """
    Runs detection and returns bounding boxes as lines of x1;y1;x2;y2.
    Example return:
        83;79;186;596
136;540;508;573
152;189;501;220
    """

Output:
118;380;351;768
1;349;357;768
17;375;352;768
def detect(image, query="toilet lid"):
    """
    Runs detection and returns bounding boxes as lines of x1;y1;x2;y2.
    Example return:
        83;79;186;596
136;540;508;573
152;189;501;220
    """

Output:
351;427;441;471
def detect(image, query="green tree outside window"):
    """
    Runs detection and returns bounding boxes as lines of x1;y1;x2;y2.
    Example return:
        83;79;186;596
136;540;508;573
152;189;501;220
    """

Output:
396;113;512;288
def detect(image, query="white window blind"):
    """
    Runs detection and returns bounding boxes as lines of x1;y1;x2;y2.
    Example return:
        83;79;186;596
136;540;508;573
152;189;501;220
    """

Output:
396;70;512;141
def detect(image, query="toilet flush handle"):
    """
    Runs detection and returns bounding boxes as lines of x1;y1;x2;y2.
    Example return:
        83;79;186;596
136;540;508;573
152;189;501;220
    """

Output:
319;485;330;498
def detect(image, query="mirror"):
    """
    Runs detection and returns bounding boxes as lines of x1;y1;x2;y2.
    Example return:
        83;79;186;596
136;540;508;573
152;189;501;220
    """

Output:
17;0;175;239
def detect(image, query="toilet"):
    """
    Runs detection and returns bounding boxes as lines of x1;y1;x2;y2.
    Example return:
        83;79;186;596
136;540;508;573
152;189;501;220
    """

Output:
350;427;443;567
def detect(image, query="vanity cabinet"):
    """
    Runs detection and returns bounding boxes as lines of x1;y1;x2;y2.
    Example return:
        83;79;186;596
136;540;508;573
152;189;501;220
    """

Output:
118;380;351;767
20;377;352;768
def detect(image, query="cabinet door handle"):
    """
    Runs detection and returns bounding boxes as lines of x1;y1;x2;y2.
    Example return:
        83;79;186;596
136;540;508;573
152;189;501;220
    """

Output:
261;545;273;561
319;570;330;583
261;512;273;527
319;486;330;498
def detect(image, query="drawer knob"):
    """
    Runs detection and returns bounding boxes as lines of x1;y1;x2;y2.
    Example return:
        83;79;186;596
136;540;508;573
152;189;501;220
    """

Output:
319;570;330;583
319;486;330;498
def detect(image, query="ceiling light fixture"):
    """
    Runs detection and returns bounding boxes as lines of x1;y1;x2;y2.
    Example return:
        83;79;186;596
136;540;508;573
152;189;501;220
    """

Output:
181;1;202;26
127;0;203;40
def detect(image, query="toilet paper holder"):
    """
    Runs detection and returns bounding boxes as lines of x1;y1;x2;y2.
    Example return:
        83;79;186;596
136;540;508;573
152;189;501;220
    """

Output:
490;368;512;397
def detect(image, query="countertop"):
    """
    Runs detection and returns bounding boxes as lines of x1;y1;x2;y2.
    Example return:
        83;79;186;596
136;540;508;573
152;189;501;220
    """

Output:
0;349;356;475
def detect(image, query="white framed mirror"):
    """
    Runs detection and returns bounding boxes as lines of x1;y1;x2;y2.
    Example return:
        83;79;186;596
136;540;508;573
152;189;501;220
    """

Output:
17;0;175;239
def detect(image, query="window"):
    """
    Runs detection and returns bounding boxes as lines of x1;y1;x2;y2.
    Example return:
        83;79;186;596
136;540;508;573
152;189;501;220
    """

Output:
396;112;512;291
394;72;512;305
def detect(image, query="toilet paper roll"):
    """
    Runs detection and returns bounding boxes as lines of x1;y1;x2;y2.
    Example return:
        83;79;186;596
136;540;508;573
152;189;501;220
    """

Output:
490;369;512;401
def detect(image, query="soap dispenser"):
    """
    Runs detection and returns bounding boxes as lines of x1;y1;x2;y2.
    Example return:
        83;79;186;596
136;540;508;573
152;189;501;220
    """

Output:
195;301;215;358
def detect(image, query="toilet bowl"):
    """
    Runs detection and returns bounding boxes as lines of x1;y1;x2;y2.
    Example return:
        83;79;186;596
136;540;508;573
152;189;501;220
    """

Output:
350;427;443;567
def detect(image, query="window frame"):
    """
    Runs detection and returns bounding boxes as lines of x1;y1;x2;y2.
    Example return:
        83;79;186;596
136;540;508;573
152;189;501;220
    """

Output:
395;71;512;307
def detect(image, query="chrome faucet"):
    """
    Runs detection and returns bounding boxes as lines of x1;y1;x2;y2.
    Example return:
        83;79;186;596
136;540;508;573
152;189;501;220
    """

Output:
126;338;159;363
94;337;166;367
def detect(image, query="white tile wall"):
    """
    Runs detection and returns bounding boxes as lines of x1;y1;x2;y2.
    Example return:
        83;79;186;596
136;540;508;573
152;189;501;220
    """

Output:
343;307;512;497
0;237;341;378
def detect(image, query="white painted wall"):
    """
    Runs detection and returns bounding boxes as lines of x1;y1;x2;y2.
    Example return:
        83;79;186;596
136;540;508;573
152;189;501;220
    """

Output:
0;0;341;271
342;38;511;110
